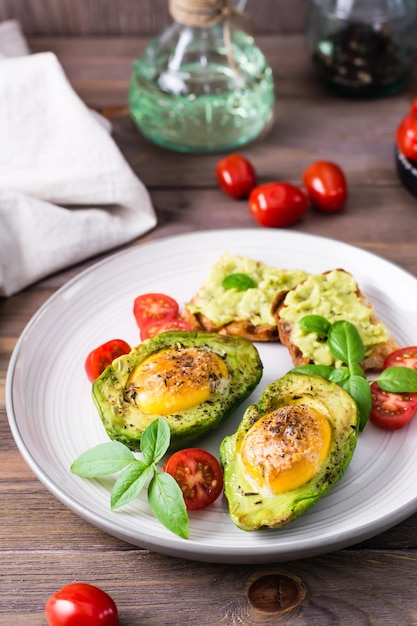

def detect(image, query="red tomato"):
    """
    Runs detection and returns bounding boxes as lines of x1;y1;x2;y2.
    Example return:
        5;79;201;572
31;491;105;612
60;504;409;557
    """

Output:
396;111;417;162
140;317;191;341
85;339;131;382
249;182;308;228
302;161;347;213
370;381;417;430
163;448;224;511
411;98;417;113
216;153;257;199
45;582;119;626
384;346;417;370
133;293;179;329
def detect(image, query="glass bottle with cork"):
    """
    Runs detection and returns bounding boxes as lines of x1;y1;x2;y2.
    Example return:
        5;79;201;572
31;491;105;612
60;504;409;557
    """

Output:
307;0;417;97
128;0;275;153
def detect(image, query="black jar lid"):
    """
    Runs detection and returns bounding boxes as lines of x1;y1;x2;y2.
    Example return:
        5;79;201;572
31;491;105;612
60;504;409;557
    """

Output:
395;147;417;199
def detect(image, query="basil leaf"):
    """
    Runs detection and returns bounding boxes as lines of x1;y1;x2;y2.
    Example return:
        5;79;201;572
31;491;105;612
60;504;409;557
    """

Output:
349;362;366;379
341;374;372;432
71;441;135;477
222;273;256;291
291;364;334;379
329;366;350;385
70;419;190;538
140;417;171;464
111;461;154;509
328;320;365;366
148;472;189;539
376;366;417;393
299;315;330;336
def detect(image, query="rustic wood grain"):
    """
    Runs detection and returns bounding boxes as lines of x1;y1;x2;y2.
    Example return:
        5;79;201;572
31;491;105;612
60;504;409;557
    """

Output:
27;34;320;108
2;549;417;625
0;0;309;37
2;32;417;625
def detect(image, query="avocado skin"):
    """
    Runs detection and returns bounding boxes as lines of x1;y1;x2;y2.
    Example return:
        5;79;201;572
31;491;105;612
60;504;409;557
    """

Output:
92;331;263;452
220;372;359;531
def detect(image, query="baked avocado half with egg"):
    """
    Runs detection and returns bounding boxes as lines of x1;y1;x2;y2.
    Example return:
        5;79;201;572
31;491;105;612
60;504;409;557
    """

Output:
220;371;358;531
92;330;263;452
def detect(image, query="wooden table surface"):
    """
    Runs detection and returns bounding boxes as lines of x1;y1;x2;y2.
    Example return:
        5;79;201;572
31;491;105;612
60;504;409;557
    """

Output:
2;34;417;625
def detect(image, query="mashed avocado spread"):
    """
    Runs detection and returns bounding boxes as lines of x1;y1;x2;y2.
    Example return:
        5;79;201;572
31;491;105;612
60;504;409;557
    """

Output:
280;270;389;365
186;253;308;327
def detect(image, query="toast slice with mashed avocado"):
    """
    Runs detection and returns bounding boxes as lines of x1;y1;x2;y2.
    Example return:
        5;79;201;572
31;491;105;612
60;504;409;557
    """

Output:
272;268;398;371
181;252;308;342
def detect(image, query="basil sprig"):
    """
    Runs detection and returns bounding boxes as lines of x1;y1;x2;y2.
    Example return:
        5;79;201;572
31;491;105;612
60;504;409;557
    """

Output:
71;418;189;539
293;315;417;432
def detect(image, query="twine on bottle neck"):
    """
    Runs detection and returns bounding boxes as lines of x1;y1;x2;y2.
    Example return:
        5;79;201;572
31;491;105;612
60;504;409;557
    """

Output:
168;0;253;74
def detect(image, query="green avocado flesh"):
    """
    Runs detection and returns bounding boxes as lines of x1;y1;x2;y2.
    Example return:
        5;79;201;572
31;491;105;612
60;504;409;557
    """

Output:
220;372;358;531
92;330;263;452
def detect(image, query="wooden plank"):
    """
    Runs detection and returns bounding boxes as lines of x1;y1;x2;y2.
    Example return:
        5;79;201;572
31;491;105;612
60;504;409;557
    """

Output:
26;34;417;110
1;0;309;36
110;103;408;188
27;34;320;107
1;548;417;624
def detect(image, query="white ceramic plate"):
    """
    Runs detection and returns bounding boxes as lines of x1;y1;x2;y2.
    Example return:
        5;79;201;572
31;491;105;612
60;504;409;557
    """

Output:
7;229;417;564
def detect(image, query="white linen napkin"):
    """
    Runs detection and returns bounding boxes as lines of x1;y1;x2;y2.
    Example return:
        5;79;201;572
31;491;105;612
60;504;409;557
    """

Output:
0;21;157;297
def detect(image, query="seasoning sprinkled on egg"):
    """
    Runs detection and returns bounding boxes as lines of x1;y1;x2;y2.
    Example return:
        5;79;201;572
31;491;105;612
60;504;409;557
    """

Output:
239;404;332;495
127;347;230;415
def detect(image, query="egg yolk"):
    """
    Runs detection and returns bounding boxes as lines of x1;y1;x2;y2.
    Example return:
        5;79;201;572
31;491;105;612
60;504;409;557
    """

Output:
239;404;332;495
127;347;229;415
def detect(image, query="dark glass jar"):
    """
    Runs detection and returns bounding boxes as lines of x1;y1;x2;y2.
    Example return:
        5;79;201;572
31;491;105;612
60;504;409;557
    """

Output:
307;0;417;97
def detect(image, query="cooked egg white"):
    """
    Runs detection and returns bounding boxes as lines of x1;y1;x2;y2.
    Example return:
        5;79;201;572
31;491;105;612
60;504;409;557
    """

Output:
239;404;332;495
128;347;230;415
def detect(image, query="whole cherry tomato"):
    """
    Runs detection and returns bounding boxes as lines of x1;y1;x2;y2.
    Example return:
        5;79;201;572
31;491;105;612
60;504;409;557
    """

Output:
85;339;131;382
216;153;257;199
163;448;224;510
302;161;347;213
249;182;308;228
45;582;119;626
396;111;417;162
133;293;179;329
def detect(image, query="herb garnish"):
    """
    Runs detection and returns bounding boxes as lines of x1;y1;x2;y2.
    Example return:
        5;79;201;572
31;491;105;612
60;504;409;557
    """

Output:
222;273;256;291
292;315;417;432
71;418;189;539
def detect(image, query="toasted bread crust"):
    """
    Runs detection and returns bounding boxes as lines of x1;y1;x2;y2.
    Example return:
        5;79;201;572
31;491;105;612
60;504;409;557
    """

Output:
272;269;399;372
181;305;278;342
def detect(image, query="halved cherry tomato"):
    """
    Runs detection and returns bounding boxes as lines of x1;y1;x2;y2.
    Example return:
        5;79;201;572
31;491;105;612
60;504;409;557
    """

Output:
302;160;347;213
249;182;308;228
45;582;119;626
85;339;131;382
396;111;417;162
163;448;224;511
133;293;179;329
140;317;191;341
383;346;417;370
216;153;257;199
370;381;417;430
